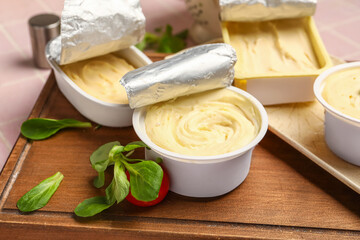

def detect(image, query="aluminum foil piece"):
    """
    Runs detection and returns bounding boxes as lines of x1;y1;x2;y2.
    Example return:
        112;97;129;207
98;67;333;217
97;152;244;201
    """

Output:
121;43;237;109
59;0;145;65
220;0;317;22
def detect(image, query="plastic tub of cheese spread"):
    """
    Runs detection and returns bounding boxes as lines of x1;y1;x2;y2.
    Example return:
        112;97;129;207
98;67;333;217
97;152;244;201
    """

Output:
314;62;360;167
222;17;332;105
46;43;152;127
133;86;268;197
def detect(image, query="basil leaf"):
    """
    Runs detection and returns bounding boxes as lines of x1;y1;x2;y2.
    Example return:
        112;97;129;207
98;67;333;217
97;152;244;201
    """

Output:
90;141;120;188
106;161;129;204
125;161;163;201
21;118;91;140
123;141;150;152
74;196;114;217
17;172;64;212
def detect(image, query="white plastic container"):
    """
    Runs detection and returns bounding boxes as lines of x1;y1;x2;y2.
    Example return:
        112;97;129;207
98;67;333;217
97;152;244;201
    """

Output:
314;62;360;167
133;86;268;197
46;45;152;127
222;17;332;105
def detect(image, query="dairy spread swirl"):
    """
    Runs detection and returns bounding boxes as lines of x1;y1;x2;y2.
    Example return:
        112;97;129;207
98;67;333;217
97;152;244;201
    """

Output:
228;18;319;76
61;53;134;104
322;67;360;119
145;88;261;156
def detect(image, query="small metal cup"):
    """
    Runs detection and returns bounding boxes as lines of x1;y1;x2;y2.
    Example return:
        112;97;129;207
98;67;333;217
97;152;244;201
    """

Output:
28;14;60;69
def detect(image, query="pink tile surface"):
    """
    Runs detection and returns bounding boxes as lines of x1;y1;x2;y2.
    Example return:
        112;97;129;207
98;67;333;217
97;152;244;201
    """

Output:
0;0;47;24
318;30;360;59
333;18;360;46
3;21;33;58
0;118;25;148
1;0;360;171
0;27;17;55
0;77;44;123
0;52;40;85
314;0;360;27
39;0;65;14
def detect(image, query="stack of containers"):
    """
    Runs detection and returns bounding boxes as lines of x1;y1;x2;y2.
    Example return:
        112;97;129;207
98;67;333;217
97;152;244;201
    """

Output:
220;0;332;105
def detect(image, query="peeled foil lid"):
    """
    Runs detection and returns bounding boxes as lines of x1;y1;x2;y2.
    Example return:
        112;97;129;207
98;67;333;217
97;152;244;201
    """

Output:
121;43;237;109
57;0;145;65
220;0;317;22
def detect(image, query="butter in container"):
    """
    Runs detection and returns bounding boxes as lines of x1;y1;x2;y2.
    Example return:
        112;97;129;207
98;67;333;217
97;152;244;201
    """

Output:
314;62;360;167
122;44;268;197
220;0;332;105
46;0;151;127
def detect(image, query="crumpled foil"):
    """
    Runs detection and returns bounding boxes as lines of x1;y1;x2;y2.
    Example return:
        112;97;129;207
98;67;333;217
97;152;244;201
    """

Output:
58;0;145;65
121;43;237;109
220;0;317;22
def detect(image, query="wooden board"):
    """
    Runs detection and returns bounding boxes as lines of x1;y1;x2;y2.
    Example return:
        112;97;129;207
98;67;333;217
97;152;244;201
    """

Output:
265;57;360;194
0;53;360;239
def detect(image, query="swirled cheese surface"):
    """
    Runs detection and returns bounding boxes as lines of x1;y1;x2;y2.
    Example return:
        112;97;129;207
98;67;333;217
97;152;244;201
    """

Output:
61;53;134;104
145;88;261;156
227;18;319;76
322;67;360;119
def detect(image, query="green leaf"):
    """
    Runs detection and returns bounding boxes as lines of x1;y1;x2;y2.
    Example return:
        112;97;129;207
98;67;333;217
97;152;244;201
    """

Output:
21;118;91;140
135;25;188;53
124;161;163;201
113;161;130;203
109;145;125;162
17;172;64;212
93;171;105;188
90;141;120;171
136;32;159;51
123;141;150;152
105;161;129;204
157;25;187;53
90;141;120;188
74;196;114;217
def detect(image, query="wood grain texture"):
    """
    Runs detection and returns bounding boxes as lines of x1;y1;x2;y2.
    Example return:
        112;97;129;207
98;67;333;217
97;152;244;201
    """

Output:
0;54;359;239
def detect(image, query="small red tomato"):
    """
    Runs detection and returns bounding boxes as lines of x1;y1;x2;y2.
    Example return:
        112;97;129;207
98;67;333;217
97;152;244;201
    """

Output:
125;167;169;207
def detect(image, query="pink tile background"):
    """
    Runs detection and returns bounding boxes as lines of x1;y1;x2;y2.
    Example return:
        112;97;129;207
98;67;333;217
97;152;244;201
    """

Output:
0;0;360;171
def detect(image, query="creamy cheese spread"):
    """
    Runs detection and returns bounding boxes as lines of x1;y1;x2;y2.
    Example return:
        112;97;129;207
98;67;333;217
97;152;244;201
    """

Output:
145;88;261;156
322;67;360;119
227;18;319;76
61;53;134;104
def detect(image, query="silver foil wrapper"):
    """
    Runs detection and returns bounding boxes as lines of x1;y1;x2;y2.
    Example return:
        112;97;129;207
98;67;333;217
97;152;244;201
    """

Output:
59;0;145;65
220;0;317;22
121;43;237;109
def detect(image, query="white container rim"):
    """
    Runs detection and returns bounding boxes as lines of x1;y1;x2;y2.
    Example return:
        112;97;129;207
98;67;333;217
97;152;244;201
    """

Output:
314;61;360;125
133;86;269;164
45;41;144;109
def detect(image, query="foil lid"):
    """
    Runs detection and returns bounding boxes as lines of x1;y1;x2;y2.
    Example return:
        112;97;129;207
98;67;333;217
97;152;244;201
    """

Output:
220;0;317;22
56;0;145;65
121;43;237;109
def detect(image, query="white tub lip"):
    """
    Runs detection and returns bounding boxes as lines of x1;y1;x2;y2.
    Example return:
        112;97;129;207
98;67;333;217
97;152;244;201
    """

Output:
133;86;268;164
45;41;150;110
314;61;360;125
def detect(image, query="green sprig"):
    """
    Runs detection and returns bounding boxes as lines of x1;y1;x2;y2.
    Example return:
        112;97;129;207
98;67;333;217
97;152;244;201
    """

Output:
74;141;163;217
